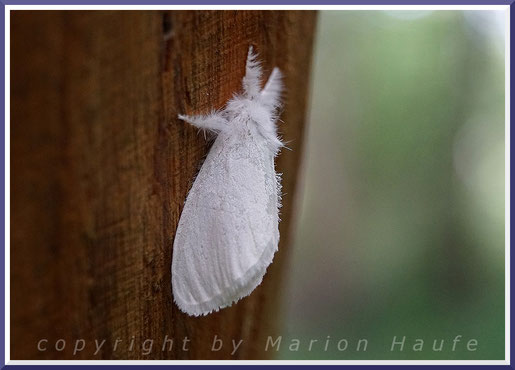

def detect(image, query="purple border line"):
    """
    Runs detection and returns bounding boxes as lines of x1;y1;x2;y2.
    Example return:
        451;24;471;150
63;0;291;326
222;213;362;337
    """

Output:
9;364;491;368
510;2;514;369
1;1;5;368
1;0;513;5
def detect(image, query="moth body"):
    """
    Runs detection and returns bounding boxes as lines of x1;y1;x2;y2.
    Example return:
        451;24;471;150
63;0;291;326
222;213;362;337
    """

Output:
173;47;284;316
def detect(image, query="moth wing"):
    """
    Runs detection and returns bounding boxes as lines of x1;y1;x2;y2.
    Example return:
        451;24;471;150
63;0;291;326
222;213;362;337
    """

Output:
172;130;280;316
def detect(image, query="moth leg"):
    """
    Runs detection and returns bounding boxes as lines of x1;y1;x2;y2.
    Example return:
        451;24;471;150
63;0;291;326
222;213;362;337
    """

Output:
242;46;263;99
178;111;228;134
260;67;283;109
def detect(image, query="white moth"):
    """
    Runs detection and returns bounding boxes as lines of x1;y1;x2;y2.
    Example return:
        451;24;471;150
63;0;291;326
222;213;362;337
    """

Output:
172;47;284;316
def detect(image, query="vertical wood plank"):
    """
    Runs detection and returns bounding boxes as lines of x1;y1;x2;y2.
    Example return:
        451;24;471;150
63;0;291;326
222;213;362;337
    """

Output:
11;10;316;359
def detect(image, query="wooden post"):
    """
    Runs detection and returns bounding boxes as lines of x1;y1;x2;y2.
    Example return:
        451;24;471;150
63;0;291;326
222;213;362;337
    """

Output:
11;10;316;359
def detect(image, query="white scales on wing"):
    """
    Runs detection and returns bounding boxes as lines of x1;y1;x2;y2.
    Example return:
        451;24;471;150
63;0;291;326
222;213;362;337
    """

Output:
172;47;284;316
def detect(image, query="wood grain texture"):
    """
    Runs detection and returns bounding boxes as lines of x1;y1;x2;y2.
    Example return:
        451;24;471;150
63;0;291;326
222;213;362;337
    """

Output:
11;10;316;360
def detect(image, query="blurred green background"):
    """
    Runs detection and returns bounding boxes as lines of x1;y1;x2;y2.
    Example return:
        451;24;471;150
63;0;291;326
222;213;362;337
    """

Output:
280;10;505;360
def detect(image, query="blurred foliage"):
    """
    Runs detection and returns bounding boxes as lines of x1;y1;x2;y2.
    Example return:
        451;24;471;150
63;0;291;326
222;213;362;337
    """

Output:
280;10;505;360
